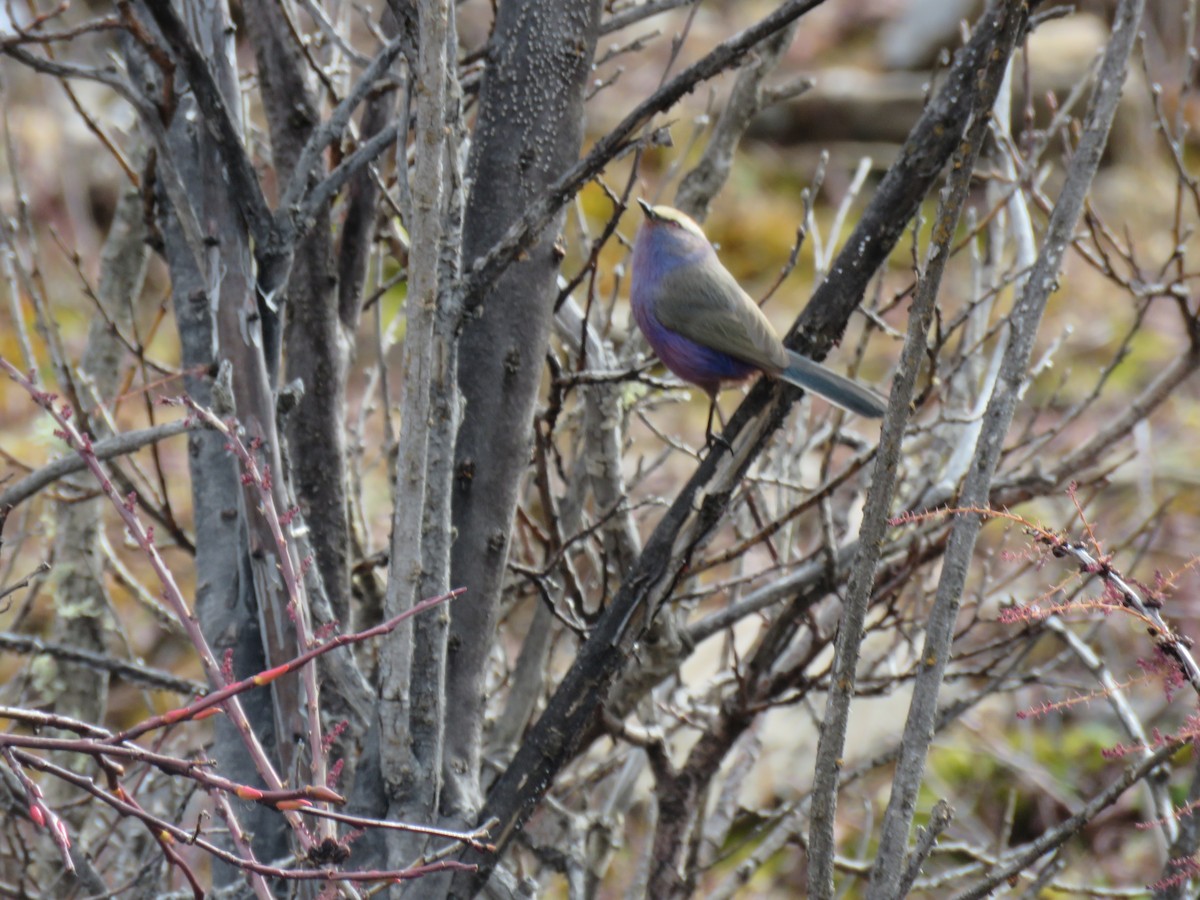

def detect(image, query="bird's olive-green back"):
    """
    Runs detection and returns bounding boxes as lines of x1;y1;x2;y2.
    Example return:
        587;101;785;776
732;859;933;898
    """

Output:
654;256;789;372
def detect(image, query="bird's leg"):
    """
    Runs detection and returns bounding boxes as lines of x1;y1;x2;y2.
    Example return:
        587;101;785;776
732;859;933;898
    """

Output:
704;393;732;455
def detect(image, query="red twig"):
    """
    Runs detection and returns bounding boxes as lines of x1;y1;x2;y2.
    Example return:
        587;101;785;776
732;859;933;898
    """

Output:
2;747;74;874
107;588;463;745
11;749;478;885
0;356;313;847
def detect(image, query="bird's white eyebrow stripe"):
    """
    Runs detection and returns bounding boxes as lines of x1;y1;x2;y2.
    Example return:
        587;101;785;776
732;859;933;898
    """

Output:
647;205;707;238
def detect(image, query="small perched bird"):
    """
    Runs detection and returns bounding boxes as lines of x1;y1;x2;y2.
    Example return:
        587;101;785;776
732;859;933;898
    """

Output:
631;200;888;444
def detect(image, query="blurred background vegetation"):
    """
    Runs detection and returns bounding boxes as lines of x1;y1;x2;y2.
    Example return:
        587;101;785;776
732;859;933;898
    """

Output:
3;0;1200;895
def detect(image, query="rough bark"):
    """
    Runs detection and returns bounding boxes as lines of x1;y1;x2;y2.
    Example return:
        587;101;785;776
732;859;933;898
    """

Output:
127;1;288;870
245;0;353;622
445;0;605;827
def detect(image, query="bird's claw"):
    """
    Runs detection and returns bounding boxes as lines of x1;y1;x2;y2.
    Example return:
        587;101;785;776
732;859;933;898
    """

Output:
705;430;733;456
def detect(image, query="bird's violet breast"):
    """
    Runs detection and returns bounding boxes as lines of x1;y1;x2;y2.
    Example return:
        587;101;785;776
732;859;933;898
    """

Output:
631;217;759;393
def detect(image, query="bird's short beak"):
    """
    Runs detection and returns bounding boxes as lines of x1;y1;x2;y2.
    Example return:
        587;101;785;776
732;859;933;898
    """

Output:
637;198;655;218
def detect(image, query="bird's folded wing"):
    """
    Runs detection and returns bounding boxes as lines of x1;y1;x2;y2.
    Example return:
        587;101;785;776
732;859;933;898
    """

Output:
655;263;789;371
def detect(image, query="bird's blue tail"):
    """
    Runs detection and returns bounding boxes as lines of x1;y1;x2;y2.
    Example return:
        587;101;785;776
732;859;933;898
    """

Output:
781;351;888;418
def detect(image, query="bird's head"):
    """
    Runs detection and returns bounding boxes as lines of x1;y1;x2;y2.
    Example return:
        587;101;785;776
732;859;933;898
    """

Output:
635;199;711;258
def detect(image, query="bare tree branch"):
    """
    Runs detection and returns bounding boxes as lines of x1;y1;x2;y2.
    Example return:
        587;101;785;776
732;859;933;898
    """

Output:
867;0;1149;893
0;420;193;510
